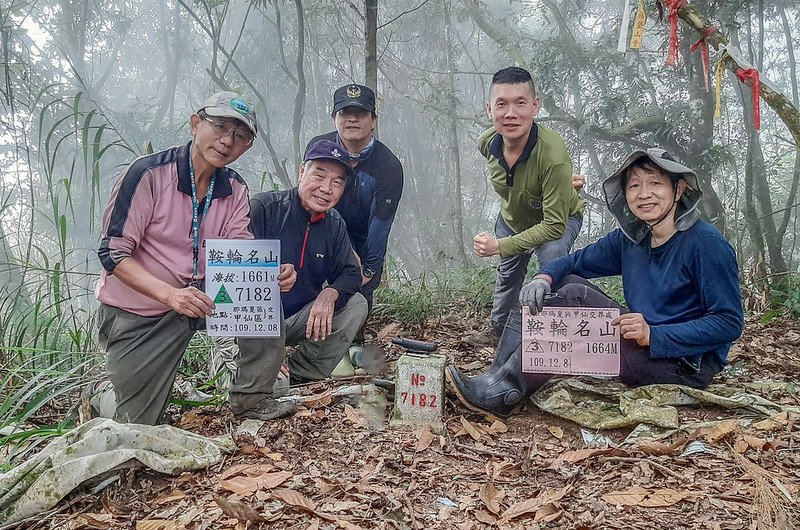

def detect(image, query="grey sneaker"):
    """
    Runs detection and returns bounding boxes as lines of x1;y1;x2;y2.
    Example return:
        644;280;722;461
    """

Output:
230;395;296;421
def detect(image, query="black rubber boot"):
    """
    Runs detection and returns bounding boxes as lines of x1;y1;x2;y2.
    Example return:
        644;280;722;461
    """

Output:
487;309;522;372
446;342;549;420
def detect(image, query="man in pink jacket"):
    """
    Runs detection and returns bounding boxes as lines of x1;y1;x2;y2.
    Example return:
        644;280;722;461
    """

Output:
95;92;296;424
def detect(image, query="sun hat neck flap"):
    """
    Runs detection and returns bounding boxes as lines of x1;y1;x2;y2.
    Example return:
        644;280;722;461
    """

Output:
602;147;703;244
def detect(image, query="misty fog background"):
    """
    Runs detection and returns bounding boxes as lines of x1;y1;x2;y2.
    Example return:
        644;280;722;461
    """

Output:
2;0;799;319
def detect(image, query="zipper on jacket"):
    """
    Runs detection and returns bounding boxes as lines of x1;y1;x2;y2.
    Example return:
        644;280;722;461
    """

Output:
299;212;325;270
300;222;311;270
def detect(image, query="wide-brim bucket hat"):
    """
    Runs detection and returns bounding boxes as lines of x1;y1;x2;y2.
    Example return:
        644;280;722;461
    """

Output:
602;147;703;244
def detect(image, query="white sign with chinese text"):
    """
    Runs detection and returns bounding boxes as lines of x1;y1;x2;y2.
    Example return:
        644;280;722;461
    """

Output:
205;239;281;337
521;306;621;376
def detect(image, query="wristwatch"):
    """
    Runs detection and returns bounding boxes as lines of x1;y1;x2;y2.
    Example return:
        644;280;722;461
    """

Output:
362;267;375;278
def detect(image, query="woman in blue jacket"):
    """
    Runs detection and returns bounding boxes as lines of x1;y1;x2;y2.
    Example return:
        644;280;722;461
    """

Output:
447;148;744;420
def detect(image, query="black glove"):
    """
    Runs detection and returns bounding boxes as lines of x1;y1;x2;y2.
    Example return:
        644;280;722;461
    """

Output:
519;278;551;315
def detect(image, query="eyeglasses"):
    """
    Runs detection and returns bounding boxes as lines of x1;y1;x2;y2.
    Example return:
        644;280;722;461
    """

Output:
203;116;254;146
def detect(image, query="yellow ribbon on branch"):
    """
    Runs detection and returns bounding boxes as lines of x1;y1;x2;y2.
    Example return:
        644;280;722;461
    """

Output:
630;0;646;49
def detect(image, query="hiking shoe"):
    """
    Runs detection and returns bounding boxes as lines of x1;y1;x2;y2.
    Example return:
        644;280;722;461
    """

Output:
462;328;500;348
331;352;356;378
230;396;296;421
272;371;290;397
79;380;115;423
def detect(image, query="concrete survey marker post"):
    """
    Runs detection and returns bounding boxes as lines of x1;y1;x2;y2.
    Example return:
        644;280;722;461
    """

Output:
389;353;446;434
205;239;281;337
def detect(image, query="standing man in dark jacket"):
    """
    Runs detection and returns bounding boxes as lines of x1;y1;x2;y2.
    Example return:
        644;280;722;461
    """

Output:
249;140;368;383
306;84;404;312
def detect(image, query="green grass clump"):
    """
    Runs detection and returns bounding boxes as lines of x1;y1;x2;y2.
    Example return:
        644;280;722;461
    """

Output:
767;274;800;319
373;266;495;324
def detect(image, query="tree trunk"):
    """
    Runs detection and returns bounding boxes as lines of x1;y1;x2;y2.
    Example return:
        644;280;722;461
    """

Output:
734;19;789;277
291;0;306;164
777;6;800;258
364;0;377;90
444;2;468;263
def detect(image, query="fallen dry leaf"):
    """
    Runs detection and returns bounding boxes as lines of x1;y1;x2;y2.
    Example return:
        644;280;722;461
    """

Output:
304;390;334;408
742;434;768;451
218;470;293;496
135;520;181;530
153;490;187;505
548;448;614;468
639;489;695;507
479;482;504;514
474;509;497;525
220;463;273;481
344;404;367;427
460;416;482;441
415;424;435;452
324;500;365;512
602;486;648;506
272;489;340;522
71;514;113;529
753;412;789;431
335;519;365;530
547;426;563;439
500;487;569;521
213;495;276;523
489;460;519;480
633;440;677;456
272;488;317;511
705;419;739;443
500;494;544;521
602;487;693;507
534;503;561;522
376;322;402;343
489;420;508;433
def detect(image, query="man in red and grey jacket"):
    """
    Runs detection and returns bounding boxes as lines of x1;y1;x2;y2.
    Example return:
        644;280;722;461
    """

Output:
248;140;368;383
94;92;296;424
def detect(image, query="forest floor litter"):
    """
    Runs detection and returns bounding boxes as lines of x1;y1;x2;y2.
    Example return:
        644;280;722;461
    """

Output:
3;311;799;530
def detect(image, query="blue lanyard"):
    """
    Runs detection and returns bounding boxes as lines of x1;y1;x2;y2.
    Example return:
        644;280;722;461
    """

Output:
189;154;215;281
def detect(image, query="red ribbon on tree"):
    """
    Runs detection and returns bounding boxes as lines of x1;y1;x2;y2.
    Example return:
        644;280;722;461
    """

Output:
664;0;688;66
690;26;716;91
736;67;761;130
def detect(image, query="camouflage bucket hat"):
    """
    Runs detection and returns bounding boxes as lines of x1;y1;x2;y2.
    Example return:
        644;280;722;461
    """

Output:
602;148;703;243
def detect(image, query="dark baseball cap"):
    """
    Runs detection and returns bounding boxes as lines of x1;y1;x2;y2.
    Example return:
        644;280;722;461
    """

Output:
304;140;355;179
197;91;258;137
331;84;376;116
